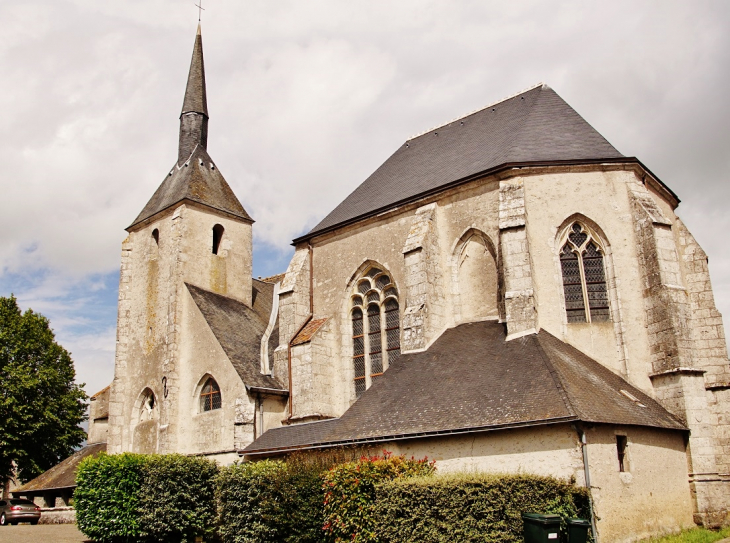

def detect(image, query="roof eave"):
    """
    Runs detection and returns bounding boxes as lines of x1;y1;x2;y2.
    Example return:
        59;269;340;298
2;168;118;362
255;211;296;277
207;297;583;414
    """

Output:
293;157;679;246
127;198;254;232
239;415;579;457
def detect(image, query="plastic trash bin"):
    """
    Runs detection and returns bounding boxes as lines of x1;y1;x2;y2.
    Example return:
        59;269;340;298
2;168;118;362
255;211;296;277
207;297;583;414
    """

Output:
565;518;591;543
522;512;562;542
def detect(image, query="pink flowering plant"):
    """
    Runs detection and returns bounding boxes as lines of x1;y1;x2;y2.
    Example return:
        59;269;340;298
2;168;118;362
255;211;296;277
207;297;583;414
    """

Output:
322;451;435;542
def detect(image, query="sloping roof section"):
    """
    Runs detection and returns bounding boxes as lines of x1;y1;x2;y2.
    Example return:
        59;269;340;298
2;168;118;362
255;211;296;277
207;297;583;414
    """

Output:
291;318;328;346
13;443;107;493
302;84;624;240
129;146;252;230
182;24;208;117
243;321;684;455
186;283;284;391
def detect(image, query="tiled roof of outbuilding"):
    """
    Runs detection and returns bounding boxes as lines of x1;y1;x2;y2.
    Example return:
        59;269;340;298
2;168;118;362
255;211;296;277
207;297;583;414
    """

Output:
129;146;251;230
12;442;107;493
300;84;625;241
186;283;284;391
242;321;685;455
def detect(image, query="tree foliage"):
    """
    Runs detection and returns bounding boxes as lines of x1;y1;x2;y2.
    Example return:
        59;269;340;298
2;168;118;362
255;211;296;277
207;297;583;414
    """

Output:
0;295;88;483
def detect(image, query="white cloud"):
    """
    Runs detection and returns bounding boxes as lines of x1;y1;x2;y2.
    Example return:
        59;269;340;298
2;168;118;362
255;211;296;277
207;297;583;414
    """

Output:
2;0;730;393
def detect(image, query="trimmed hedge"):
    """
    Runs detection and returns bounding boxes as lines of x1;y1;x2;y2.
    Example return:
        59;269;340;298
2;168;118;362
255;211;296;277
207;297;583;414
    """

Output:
322;451;436;543
75;453;146;543
75;453;219;543
372;472;591;543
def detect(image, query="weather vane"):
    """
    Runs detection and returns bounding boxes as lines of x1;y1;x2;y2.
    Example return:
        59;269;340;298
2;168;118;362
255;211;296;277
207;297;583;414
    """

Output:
195;0;205;22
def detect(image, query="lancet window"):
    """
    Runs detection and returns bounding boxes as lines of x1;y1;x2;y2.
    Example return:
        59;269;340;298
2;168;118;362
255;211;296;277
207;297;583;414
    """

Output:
351;267;400;398
559;223;610;323
200;378;222;412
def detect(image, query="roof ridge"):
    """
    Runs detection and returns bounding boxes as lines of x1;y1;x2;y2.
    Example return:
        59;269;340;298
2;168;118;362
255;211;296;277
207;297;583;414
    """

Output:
408;82;545;140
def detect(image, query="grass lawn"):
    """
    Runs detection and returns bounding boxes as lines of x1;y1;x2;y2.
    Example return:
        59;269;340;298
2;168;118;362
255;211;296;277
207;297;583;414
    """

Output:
641;527;730;542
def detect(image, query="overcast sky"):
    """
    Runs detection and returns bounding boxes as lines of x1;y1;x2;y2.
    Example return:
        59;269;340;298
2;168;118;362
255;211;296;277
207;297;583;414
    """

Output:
1;0;729;398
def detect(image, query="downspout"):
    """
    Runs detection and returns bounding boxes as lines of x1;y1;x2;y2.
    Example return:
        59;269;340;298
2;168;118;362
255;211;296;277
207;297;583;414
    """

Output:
577;428;599;542
286;243;314;421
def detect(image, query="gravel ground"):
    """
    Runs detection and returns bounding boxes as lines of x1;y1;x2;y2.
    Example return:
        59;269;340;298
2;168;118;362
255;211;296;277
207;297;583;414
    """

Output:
0;523;91;543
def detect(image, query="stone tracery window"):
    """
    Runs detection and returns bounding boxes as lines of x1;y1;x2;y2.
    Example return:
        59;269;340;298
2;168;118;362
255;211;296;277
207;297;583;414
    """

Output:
560;223;610;323
351;268;400;398
200;377;222;412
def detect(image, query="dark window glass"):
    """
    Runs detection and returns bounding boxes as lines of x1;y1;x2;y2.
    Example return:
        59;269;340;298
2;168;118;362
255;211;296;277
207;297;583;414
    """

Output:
617;435;628;472
212;224;224;255
352;308;366;398
200;378;222;412
368;304;382;379
561;244;586;323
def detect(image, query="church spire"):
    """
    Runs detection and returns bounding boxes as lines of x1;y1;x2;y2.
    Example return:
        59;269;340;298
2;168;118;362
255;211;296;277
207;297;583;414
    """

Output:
178;24;209;165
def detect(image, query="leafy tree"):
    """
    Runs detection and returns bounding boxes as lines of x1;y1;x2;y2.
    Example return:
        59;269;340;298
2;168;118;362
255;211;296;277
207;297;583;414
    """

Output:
0;295;88;494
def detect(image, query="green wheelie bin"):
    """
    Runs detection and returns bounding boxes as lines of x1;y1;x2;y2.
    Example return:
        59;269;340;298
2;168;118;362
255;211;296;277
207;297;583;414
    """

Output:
522;512;562;542
565;518;591;543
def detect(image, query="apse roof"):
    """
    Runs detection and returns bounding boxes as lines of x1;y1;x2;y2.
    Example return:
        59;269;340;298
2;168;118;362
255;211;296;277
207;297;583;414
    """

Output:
242;321;685;456
298;84;627;242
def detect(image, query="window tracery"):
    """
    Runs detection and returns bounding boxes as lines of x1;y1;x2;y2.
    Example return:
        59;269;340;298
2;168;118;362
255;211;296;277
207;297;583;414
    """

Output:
559;223;610;323
350;267;400;398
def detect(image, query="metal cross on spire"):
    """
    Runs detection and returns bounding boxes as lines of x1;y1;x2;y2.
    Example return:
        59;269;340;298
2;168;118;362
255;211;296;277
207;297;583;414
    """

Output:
195;0;205;22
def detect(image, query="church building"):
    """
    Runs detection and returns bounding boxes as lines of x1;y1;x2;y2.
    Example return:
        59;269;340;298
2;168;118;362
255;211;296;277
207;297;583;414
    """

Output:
95;26;730;540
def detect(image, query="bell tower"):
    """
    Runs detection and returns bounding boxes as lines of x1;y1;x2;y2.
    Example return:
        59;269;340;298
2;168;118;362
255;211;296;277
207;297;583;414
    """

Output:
107;25;254;454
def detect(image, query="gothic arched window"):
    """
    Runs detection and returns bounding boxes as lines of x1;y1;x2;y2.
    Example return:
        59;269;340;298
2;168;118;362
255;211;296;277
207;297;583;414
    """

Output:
351;268;400;398
560;223;610;323
212;224;224;255
200;378;222;412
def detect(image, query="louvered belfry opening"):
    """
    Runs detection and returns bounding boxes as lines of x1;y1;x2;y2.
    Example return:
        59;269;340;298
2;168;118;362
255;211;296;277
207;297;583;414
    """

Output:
200;377;222;412
351;267;400;398
560;223;610;324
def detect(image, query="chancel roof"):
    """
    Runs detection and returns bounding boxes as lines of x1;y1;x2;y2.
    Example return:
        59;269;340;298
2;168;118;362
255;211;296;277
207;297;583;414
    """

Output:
186;283;284;391
299;84;625;241
243;321;685;456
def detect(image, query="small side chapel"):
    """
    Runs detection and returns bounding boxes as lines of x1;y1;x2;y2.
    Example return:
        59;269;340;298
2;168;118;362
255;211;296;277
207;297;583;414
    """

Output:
96;25;730;540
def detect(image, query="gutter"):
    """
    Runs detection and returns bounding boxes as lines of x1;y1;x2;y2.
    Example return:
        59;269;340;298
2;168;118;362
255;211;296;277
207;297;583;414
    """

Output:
293;157;679;245
575;426;599;543
240;415;578;457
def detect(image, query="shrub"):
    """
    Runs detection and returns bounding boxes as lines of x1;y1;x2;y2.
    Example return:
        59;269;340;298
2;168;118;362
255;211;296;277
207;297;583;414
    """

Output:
75;453;219;543
75;452;146;543
322;451;436;543
138;454;219;542
216;459;289;543
372;472;591;543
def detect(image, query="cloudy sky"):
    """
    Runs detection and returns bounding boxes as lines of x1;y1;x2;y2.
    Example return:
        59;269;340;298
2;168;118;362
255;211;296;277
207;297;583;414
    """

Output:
1;0;729;398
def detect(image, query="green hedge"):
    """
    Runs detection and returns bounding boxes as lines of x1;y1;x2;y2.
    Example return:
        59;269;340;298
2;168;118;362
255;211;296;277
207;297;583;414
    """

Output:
322;452;436;543
75;453;146;543
372;472;591;543
75;453;219;543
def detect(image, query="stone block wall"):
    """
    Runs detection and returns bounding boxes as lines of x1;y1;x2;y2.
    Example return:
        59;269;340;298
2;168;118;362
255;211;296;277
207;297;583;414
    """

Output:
498;179;536;338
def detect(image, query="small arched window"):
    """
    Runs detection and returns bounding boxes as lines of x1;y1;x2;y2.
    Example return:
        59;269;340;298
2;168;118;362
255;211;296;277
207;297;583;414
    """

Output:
560;223;610;323
212;224;224;255
200;378;222;412
152;229;159;246
350;267;400;398
138;388;157;422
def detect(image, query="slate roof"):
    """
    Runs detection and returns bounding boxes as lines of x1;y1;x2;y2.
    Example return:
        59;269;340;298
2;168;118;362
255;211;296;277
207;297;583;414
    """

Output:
12;443;107;493
182;25;208;118
299;84;627;241
129;146;252;230
243;321;685;455
186;283;284;391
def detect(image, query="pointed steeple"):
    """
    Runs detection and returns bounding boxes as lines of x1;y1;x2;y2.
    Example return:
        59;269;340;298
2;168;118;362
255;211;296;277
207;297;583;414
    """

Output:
178;24;209;165
127;25;252;231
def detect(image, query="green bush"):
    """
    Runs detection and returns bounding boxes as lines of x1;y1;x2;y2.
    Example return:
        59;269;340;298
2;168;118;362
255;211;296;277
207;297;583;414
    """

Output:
216;459;289;543
75;453;219;543
322;451;436;543
138;454;219;542
75;453;146;543
372;472;590;543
